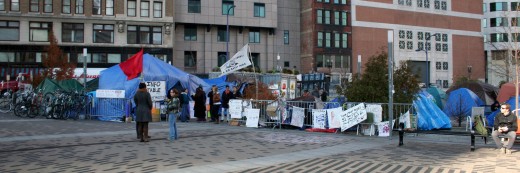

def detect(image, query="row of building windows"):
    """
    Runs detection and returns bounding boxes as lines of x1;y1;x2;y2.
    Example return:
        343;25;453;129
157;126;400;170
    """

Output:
183;25;288;44
487;33;520;42
317;32;348;48
316;10;348;26
316;0;348;5
435;61;448;71
398;0;448;10
315;55;349;68
482;17;520;27
485;2;520;12
0;21;163;44
187;0;266;18
0;0;164;18
398;30;449;53
0;51;167;64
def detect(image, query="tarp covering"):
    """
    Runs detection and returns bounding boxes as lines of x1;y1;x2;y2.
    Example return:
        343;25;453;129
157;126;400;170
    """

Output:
497;83;519;103
36;78;84;95
446;81;498;105
443;88;485;118
426;86;446;110
414;91;452;130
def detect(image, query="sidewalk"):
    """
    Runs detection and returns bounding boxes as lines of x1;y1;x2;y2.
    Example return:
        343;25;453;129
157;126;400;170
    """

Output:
0;113;518;173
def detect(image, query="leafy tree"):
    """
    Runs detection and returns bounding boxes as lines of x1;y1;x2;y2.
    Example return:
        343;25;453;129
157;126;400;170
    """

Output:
242;82;277;100
32;32;76;87
339;51;420;103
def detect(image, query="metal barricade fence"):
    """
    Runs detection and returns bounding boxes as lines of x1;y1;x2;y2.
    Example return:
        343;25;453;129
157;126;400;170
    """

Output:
88;98;131;121
344;102;415;129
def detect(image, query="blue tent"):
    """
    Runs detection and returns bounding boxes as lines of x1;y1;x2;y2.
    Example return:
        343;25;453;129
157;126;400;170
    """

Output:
414;91;452;130
443;88;485;117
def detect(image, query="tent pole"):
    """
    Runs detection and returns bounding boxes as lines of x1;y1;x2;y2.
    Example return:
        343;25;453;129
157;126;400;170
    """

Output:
248;45;258;100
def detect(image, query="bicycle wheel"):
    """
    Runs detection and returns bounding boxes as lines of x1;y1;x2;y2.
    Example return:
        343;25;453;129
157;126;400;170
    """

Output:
14;103;29;118
0;99;12;113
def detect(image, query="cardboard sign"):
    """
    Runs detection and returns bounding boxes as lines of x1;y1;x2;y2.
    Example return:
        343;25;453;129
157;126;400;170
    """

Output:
229;99;243;118
327;107;342;129
290;107;305;128
312;109;327;129
246;108;260;128
340;103;367;132
145;81;166;101
96;89;125;98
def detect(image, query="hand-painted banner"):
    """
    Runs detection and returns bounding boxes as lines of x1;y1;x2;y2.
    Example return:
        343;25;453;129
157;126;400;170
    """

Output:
245;108;260;128
312;109;327;129
377;121;391;137
229;99;243;118
290;107;305;128
219;44;251;77
365;104;382;123
340;103;367;132
327;107;342;129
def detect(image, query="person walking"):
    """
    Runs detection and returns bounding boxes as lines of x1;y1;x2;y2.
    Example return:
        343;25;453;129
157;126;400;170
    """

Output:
134;83;153;142
491;103;517;154
179;88;190;122
166;89;181;141
221;85;234;122
191;86;206;122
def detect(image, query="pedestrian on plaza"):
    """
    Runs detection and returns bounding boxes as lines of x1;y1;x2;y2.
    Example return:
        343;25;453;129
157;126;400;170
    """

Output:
207;85;217;122
491;103;517;154
232;86;242;99
221;85;234;122
134;82;153;142
311;87;320;98
320;89;328;102
210;86;222;124
192;86;206;122
166;89;181;141
179;88;190;122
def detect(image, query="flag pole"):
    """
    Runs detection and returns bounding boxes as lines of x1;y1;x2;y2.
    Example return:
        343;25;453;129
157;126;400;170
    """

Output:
248;45;258;100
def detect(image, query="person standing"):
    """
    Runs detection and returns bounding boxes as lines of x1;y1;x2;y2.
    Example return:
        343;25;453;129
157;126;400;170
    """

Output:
166;89;181;141
210;86;222;124
207;85;217;122
221;85;234;122
320;89;328;102
134;83;153;142
492;103;517;154
232;86;242;99
192;87;206;122
179;88;190;122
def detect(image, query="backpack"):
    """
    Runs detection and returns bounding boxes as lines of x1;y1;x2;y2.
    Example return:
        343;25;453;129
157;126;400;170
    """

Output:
212;93;221;103
474;115;488;136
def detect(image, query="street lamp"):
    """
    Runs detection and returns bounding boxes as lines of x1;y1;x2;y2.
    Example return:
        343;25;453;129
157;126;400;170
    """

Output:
277;53;280;72
226;5;236;61
415;33;440;88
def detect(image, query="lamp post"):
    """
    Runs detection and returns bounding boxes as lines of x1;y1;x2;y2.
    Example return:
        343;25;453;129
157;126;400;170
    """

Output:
226;5;236;61
277;53;280;72
416;33;440;88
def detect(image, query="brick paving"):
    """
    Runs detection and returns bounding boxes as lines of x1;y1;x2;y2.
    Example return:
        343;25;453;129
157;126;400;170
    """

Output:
0;112;518;173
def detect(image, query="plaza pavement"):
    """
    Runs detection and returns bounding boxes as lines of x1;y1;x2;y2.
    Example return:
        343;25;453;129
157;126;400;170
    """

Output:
0;113;519;173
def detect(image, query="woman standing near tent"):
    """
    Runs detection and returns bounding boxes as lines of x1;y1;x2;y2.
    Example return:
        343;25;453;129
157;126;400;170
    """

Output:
192;86;206;122
166;89;180;141
134;83;153;142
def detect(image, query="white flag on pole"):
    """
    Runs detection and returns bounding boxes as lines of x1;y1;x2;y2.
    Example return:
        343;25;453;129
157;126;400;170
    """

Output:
219;44;251;77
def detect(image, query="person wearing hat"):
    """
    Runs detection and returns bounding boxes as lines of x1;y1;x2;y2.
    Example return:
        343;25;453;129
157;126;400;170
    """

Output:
134;82;153;142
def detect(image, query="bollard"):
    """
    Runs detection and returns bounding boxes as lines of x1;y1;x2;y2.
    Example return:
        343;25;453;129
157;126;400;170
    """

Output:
470;131;475;152
398;123;404;146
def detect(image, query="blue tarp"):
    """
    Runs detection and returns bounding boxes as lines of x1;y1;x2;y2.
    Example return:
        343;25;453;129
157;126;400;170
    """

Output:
443;88;485;118
426;86;446;110
414;91;452;130
486;96;519;126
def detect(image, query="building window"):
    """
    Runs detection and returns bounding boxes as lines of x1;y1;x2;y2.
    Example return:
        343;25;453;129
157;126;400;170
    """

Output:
11;0;19;11
334;11;339;25
512;18;520;27
442;80;448;88
127;25;162;44
317;10;323;24
324;10;330;24
254;3;265;17
483;3;486;12
512;33;520;42
75;0;84;14
398;0;411;6
93;24;114;43
442;62;448;70
284;61;289;67
106;0;114;16
218;52;227;67
188;0;201;13
30;0;39;12
316;55;324;67
92;53;108;63
334;33;340;48
92;0;101;15
490;17;508;27
324;0;329;3
284;30;289;44
317;32;323;47
44;0;52;13
153;2;162;18
424;0;430;8
441;34;448;52
417;31;424;50
184;51;196;67
436;62;441;70
141;1;150;17
217;27;227;42
128;0;136;16
62;23;84;43
482;19;487;28
341;11;347;26
30;22;52;42
222;0;234;15
251;53;260;69
0;21;19;41
325;32;331;48
342;33;348;48
0;0;4;11
512;2;520;11
491;33;508;42
399;30;413;50
249;30;260;43
63;0;71;14
490;2;507;12
184;25;197;41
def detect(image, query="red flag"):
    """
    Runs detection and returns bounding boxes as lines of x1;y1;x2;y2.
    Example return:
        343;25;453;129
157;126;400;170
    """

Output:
119;49;143;80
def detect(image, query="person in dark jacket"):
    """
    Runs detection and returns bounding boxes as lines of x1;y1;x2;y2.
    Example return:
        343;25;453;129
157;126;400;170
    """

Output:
191;86;206;122
232;86;242;99
134;83;153;142
491;103;517;154
179;88;190;122
221;85;234;122
207;85;217;122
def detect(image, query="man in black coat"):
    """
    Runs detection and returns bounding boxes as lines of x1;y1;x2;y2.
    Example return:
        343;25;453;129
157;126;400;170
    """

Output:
491;103;517;154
